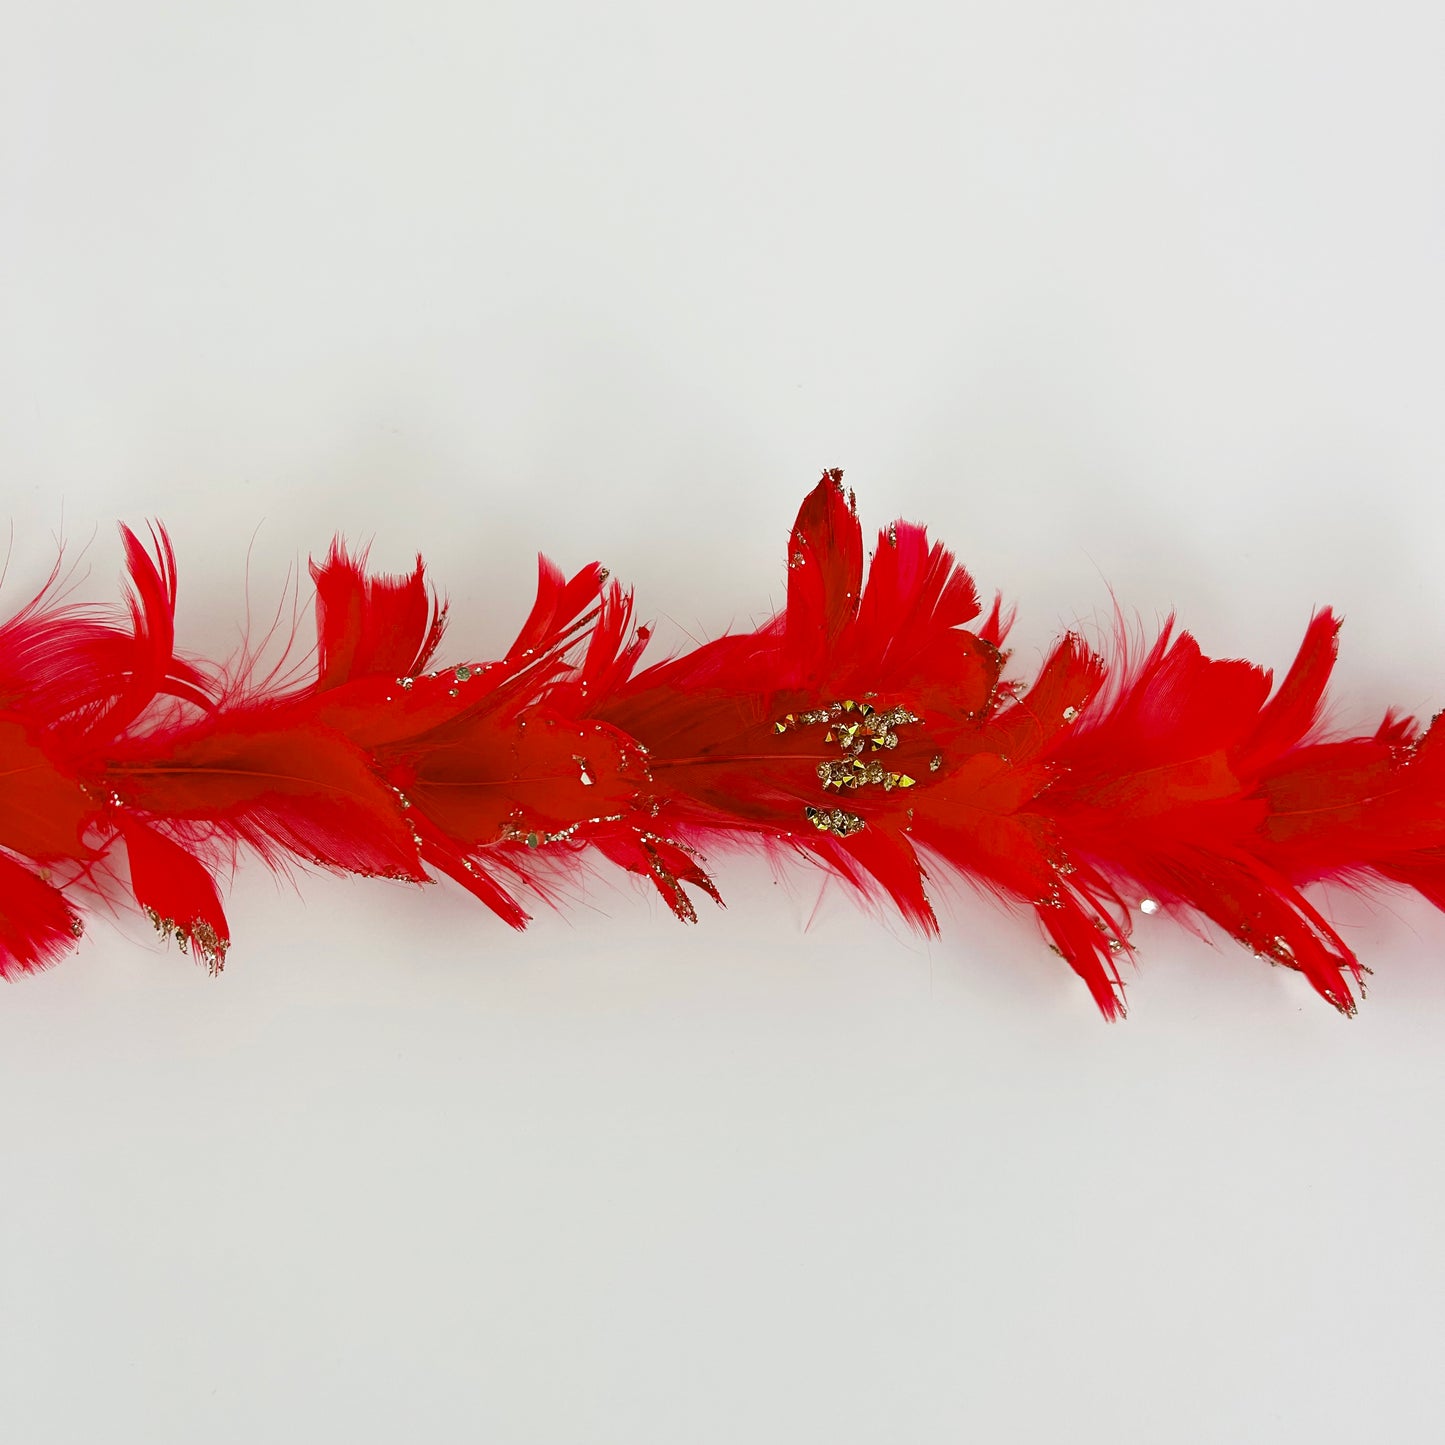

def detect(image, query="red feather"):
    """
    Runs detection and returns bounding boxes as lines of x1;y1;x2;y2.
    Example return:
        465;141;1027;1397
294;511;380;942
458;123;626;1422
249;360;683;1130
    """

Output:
3;480;1445;1018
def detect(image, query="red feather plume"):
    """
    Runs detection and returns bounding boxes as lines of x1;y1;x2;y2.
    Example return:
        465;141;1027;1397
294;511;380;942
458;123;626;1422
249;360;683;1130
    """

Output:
4;469;1445;1018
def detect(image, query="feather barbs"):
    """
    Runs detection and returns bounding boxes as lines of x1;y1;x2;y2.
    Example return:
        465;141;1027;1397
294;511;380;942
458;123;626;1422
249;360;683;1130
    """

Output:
0;475;1442;1019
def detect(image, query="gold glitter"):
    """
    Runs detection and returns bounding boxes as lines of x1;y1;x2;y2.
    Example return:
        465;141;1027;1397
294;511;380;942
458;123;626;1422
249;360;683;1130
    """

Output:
500;810;630;849
398;676;414;690
144;906;229;973
191;921;230;973
639;833;700;923
454;665;472;682
1062;706;1079;722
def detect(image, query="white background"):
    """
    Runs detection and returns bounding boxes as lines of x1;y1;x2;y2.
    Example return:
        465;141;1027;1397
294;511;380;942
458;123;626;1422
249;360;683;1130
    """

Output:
3;2;1445;1441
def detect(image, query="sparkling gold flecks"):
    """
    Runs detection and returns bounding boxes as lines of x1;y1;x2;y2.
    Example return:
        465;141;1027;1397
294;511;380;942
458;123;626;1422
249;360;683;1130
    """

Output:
886;522;898;547
144;907;230;974
1246;929;1364;1014
929;753;943;772
598;567;610;583
1062;706;1080;722
500;811;629;849
69;915;84;939
976;638;1013;682
639;833;699;923
398;676;414;690
789;551;806;569
454;664;473;682
640;830;704;861
804;804;866;838
192;921;230;974
574;754;594;786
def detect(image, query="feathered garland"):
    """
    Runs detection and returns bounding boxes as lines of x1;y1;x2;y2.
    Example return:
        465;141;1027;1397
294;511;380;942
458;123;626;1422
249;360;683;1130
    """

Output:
2;471;1441;1017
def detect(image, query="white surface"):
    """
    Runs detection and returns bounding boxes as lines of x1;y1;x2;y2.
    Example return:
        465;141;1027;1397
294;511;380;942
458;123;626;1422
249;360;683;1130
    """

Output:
3;3;1445;1441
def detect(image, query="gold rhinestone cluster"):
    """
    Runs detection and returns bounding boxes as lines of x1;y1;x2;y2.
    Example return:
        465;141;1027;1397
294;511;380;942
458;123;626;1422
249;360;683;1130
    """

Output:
803;804;866;838
773;698;918;751
815;757;915;792
776;699;926;838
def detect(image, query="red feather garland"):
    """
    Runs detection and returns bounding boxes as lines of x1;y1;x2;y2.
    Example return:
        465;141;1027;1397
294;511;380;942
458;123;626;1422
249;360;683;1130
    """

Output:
2;468;1443;1017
